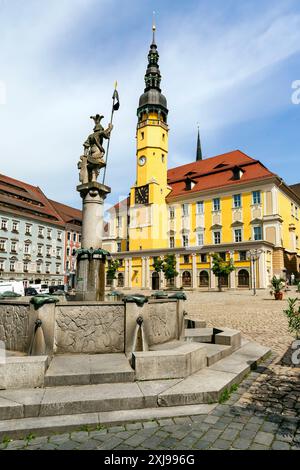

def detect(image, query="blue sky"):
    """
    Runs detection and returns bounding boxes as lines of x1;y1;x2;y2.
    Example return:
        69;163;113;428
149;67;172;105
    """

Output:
0;0;299;210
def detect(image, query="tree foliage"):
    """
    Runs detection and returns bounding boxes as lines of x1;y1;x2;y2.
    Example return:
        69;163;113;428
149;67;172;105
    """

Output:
283;298;300;339
211;253;235;291
106;259;120;280
152;254;179;281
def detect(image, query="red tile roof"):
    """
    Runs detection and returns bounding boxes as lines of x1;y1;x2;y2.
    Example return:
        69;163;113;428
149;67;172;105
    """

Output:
49;200;82;224
167;150;274;199
0;173;65;226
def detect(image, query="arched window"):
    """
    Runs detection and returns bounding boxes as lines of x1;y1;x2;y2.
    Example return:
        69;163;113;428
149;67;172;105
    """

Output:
199;270;209;287
117;272;124;287
238;269;250;287
182;271;191;287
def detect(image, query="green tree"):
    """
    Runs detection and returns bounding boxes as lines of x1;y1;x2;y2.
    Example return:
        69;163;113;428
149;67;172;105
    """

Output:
152;254;179;287
106;259;120;286
211;253;235;292
283;298;300;339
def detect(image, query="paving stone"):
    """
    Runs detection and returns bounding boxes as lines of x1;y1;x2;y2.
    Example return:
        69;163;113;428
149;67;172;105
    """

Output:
143;421;159;429
88;430;108;440
201;429;222;442
126;422;143;430
213;439;232;449
69;431;90;443
56;440;79;450
190;415;206;423
158;418;174;426
239;429;258;440
108;425;126;433
254;431;274;446
232;438;252;450
249;443;270;450
193;440;211;450
260;422;279;433
5;440;26;450
173;416;192;425
272;440;291;450
141;436;163;448
37;443;57;450
227;422;245;431
77;440;100;450
49;434;71;444
97;437;124;450
203;415;220;425
244;422;262;432
160;437;180;448
220;428;239;441
124;434;148;447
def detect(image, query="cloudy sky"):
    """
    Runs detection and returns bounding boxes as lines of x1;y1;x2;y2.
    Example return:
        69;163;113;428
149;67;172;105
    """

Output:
0;0;299;210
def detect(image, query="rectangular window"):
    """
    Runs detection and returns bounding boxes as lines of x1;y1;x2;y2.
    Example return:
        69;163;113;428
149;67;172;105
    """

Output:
66;261;70;271
234;228;242;243
252;191;261;205
183;254;190;264
169;207;175;219
196;201;204;215
219;252;226;261
213;198;220;211
239;251;247;261
56;264;61;274
24;261;28;272
78;234;82;244
38;227;44;238
0;260;4;271
12;221;19;232
47;228;52;239
200;254;207;263
24;243;31;254
11;241;17;253
1;219;8;231
116;216;122;228
67;232;71;241
73;233;77;242
0;239;6;251
213;231;221;244
169;236;175;248
37;262;42;273
197;232;204;246
182;235;189;247
291;203;294;217
66;247;70;256
46;264;51;274
182;204;189;217
57;231;62;241
46;246;51;256
254;226;262;241
37;245;43;256
10;260;15;272
233;194;241;208
117;242;122;253
26;224;32;235
57;248;61;258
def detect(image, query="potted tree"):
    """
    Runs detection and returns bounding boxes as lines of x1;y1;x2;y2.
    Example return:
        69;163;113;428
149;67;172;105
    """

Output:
270;276;285;300
283;298;300;339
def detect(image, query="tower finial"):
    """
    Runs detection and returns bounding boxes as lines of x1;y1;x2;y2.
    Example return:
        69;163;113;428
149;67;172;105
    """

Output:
196;125;203;161
152;11;156;44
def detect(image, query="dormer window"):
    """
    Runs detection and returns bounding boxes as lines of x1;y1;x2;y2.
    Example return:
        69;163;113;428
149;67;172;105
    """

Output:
232;166;244;180
185;177;196;191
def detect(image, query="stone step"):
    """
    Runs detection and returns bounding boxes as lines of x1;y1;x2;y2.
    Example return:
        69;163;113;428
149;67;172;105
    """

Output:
0;403;216;440
44;354;135;387
157;342;271;407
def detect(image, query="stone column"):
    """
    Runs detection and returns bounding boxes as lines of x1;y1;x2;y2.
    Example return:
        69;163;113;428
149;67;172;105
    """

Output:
209;254;216;289
229;251;235;289
175;254;180;288
192;253;197;289
76;182;111;301
141;257;146;289
128;257;132;289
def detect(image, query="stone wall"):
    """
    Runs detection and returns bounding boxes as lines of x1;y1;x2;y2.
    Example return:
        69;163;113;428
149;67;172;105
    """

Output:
0;301;32;352
55;302;125;354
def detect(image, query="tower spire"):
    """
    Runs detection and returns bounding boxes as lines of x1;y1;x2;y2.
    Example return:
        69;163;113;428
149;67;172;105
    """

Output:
196;126;203;161
152;11;156;44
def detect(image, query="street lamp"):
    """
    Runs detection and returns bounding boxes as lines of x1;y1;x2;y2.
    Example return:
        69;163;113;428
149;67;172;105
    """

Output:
247;249;263;295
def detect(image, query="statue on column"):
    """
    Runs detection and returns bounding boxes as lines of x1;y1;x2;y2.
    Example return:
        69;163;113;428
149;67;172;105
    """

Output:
78;114;113;184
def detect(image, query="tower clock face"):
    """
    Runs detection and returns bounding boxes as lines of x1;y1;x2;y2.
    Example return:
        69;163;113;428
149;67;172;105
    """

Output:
138;156;146;166
135;184;149;204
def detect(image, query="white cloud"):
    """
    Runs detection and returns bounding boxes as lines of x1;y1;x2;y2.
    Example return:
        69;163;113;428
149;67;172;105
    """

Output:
0;0;299;207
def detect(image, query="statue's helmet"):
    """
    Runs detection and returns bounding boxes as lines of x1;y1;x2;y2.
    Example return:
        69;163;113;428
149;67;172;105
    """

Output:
90;114;104;132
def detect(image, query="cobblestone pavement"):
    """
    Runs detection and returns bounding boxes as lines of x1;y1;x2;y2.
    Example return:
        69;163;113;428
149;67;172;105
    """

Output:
1;290;299;450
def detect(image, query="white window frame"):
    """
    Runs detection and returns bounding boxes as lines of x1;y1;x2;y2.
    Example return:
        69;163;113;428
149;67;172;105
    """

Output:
169;206;175;219
197;232;204;246
0;239;6;251
1;219;8;230
213;198;220;212
233;194;241;208
252;191;261;205
234;228;242;243
196;201;204;215
182;235;189;247
169;236;175;248
253;225;263;241
213;231;221;245
182;204;189;217
24;242;31;254
11;240;17;252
